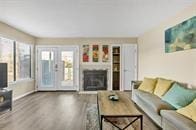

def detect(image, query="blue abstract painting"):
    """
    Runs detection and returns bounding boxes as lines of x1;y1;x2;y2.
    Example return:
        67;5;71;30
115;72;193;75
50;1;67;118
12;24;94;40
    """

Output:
165;16;196;53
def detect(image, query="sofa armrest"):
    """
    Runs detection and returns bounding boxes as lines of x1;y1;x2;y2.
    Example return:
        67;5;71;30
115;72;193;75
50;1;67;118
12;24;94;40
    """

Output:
161;110;196;130
131;80;142;90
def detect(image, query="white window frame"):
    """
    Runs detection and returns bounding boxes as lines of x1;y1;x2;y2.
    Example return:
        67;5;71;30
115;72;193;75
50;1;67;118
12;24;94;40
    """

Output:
0;36;34;85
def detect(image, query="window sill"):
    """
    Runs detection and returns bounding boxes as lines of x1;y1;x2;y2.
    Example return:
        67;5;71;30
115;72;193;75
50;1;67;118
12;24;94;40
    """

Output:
9;78;35;85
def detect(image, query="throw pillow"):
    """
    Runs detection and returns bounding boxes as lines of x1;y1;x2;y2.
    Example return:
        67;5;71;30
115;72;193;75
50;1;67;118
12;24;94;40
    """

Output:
154;78;173;97
177;99;196;122
138;77;157;93
162;83;196;109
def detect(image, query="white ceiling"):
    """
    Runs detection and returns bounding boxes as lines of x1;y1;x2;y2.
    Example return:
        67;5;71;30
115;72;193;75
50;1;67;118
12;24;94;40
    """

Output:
0;0;195;38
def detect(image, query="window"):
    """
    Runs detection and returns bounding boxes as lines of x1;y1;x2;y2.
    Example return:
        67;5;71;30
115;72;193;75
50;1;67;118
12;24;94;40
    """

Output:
0;38;14;82
16;42;31;80
0;37;33;83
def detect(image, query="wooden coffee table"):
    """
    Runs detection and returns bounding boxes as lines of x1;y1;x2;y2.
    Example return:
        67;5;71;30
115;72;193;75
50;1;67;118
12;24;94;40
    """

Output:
97;91;143;130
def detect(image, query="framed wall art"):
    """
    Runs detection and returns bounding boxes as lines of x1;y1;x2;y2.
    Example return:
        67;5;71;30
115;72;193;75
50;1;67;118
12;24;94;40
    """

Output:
82;45;90;62
165;16;196;53
92;45;99;62
102;45;109;62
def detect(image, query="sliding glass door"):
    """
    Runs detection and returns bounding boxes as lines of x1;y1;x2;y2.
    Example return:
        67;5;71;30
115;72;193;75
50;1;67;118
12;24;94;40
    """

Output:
37;46;79;91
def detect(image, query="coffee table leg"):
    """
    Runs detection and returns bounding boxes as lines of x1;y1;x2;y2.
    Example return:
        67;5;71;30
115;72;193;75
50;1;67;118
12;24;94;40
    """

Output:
100;115;103;130
140;115;143;130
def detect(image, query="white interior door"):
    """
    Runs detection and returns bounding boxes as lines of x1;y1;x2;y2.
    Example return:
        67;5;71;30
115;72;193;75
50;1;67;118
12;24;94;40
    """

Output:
122;44;137;90
37;46;79;91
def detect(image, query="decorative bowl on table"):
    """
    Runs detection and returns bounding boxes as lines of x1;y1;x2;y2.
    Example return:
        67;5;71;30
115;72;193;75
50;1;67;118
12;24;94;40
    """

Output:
108;94;119;101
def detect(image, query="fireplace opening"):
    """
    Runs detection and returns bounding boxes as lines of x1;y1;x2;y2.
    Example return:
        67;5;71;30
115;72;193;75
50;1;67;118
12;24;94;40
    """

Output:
83;70;107;91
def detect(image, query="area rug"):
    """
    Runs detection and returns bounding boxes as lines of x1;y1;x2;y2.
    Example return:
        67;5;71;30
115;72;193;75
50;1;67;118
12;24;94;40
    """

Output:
86;104;135;130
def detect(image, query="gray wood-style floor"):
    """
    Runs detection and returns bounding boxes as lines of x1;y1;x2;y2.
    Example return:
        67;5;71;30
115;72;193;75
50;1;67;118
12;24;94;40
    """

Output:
0;92;160;130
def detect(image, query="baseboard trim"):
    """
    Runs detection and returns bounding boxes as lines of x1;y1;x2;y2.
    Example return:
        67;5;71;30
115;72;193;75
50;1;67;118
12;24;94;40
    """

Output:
79;91;98;94
13;90;36;101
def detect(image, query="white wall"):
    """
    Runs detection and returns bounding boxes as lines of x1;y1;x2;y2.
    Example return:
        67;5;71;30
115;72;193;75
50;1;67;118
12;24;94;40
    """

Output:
35;37;137;45
0;22;36;99
36;37;137;90
138;3;196;87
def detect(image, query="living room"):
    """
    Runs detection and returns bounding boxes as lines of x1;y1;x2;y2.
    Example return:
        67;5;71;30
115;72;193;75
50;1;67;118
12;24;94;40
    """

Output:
0;0;195;130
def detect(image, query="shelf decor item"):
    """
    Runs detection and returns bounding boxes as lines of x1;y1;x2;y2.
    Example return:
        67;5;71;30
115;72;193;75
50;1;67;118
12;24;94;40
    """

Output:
102;45;109;62
92;45;99;62
114;48;119;54
165;16;196;53
82;45;90;62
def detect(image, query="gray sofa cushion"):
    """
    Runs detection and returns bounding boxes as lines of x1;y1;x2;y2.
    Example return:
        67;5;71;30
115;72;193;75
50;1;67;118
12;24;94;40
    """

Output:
134;89;175;114
161;110;196;130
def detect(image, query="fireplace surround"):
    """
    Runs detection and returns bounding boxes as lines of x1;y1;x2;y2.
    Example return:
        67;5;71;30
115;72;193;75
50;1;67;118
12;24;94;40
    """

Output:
83;70;107;91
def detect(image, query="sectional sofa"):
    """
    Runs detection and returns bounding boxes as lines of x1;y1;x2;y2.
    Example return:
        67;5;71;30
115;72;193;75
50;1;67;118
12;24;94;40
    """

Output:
131;80;196;130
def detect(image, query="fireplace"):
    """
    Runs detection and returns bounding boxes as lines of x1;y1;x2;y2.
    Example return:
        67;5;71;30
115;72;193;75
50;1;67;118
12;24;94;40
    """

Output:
83;70;107;91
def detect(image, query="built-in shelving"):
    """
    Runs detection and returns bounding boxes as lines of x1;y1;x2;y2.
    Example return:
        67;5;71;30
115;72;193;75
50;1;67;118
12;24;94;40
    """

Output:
112;46;120;90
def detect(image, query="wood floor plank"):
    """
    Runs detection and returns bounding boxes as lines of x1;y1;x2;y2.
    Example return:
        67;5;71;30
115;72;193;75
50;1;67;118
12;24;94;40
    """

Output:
0;92;160;130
